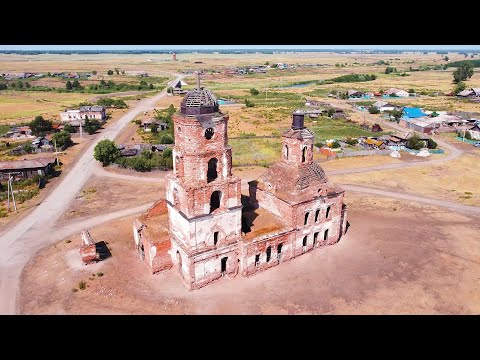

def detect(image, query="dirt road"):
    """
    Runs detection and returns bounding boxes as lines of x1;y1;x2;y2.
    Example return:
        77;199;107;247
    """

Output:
0;73;185;314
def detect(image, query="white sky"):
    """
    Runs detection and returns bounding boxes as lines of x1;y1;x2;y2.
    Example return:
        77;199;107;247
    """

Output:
0;45;479;50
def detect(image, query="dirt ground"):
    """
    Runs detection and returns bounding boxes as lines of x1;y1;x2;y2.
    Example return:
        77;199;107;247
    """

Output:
331;148;480;206
59;175;164;221
19;191;480;314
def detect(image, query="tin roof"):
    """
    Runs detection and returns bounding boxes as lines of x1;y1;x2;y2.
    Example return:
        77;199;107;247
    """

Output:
0;157;55;171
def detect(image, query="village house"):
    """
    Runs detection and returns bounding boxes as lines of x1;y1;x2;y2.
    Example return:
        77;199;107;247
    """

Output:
132;78;347;290
383;88;409;98
0;157;56;180
60;106;106;122
468;124;480;140
402;107;427;119
3;126;34;139
372;100;396;112
347;89;365;98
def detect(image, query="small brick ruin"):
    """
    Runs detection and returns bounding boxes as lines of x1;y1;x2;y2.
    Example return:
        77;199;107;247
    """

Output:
133;75;348;290
79;229;110;264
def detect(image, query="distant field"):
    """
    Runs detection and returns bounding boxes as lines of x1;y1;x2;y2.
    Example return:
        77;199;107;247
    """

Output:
0;91;92;124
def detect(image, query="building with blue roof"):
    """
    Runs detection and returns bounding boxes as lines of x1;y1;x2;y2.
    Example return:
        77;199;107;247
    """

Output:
403;107;427;119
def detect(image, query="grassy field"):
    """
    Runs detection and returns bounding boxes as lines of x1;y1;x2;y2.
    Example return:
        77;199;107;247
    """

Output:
230;137;282;167
0;91;92;124
307;116;388;141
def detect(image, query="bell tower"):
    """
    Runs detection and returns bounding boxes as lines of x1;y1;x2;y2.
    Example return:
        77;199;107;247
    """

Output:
165;73;242;289
282;109;314;166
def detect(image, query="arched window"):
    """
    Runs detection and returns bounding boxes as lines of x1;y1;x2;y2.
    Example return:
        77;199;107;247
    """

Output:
313;232;319;247
304;212;309;225
326;206;331;218
324;229;329;241
302;146;307;163
205;127;214;140
173;188;179;206
213;231;219;246
315;209;320;222
266;246;272;262
284;144;289;160
210;191;221;213
207;158;218;182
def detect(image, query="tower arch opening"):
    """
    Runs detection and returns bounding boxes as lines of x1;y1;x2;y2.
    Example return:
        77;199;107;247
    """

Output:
302;146;307;163
207;158;218;182
205;127;214;140
210;191;222;213
284;144;289;160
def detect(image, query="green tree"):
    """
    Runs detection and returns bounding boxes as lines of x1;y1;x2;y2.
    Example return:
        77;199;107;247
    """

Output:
265;61;269;66
25;82;31;88
93;139;120;166
17;81;24;89
23;143;34;153
107;70;114;75
84;117;101;135
385;67;396;74
465;131;472;140
115;68;120;75
408;88;416;94
0;83;7;90
249;88;259;96
444;56;449;62
121;70;125;75
29;116;53;136
368;106;380;114
65;80;72;90
389;109;403;120
72;79;81;89
159;134;174;144
167;86;173;94
149;83;154;89
63;123;75;133
454;81;466;94
453;62;474;83
52;131;73;149
47;72;52;77
406;135;424;150
92;70;97;75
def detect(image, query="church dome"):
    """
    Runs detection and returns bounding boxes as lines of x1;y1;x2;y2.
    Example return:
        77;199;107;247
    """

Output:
180;74;219;116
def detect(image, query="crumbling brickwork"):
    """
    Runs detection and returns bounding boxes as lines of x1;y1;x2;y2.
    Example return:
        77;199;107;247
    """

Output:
133;80;348;290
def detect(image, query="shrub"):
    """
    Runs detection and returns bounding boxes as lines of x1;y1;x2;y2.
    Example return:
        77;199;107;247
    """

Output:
427;138;438;149
244;99;255;107
331;141;341;148
368;106;380;114
107;70;114;75
96;272;104;277
78;281;86;290
345;137;358;146
249;88;259;96
465;131;472;140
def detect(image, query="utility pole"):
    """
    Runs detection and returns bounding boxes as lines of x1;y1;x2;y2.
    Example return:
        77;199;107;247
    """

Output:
54;138;59;166
7;175;17;213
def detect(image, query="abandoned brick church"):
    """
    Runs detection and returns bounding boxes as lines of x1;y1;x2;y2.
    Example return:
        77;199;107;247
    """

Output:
133;77;348;290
